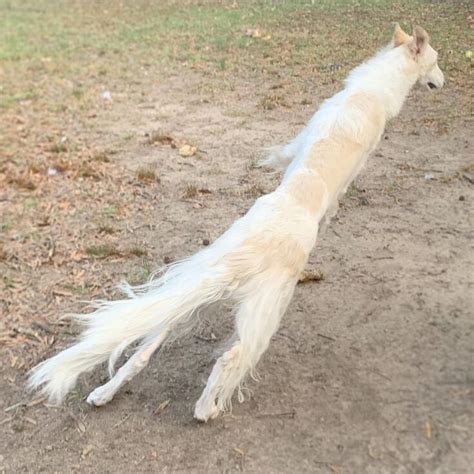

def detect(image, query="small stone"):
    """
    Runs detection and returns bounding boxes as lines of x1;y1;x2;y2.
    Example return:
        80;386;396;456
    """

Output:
101;90;112;101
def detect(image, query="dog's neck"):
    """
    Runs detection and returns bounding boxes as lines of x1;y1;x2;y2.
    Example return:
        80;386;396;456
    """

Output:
346;46;419;120
279;45;421;221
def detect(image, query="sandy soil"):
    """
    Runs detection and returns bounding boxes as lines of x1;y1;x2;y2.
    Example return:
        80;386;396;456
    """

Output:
1;39;473;474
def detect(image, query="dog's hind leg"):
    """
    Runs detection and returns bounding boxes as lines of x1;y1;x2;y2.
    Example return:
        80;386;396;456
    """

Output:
259;145;295;171
194;273;297;421
259;141;302;172
259;125;312;171
87;329;170;406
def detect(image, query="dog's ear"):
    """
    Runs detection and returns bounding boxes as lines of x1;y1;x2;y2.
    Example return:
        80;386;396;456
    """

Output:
392;23;410;47
409;26;430;55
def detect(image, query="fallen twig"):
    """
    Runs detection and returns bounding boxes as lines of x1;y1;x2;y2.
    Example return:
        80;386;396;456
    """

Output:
4;397;47;412
256;409;296;419
153;399;171;415
112;414;131;429
317;333;336;342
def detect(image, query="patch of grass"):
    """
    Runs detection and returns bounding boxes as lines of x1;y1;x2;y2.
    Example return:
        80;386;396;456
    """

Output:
0;0;469;106
0;89;38;108
3;275;16;289
346;183;364;198
244;182;266;198
136;166;160;184
122;133;135;142
63;283;87;295
78;164;101;180
85;243;121;259
23;197;38;209
49;103;68;113
8;176;37;191
127;259;153;286
72;86;84;100
102;205;118;218
382;180;400;195
260;94;289;110
49;142;67;153
127;246;148;257
97;224;117;234
217;58;226;71
181;184;211;200
85;243;147;259
0;218;13;233
146;131;176;147
93;152;111;163
182;184;199;199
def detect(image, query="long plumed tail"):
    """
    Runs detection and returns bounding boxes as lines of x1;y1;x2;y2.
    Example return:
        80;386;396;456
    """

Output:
27;252;235;404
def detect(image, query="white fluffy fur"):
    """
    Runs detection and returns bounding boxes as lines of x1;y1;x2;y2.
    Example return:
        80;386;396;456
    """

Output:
28;25;444;421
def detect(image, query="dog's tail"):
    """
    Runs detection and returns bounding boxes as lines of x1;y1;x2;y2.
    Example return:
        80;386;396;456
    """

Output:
27;250;237;404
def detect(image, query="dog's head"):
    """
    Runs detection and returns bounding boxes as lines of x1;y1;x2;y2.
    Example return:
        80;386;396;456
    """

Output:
392;23;445;90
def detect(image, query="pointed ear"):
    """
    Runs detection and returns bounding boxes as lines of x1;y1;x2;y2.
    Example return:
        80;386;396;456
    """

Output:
409;26;430;55
392;23;410;47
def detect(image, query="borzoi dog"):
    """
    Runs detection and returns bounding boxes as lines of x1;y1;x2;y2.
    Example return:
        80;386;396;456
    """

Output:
28;24;444;421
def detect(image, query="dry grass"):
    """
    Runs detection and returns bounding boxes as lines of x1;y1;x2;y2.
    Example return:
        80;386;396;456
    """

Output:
260;94;289;110
146;131;177;147
137;166;160;183
85;244;121;259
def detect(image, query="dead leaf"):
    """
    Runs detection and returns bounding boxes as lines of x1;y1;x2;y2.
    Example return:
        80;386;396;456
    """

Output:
298;269;324;283
178;144;197;157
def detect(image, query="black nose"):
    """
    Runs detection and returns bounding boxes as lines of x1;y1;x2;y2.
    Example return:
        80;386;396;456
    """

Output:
427;82;437;89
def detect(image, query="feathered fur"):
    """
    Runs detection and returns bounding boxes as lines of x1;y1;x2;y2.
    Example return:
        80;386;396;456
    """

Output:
28;24;444;421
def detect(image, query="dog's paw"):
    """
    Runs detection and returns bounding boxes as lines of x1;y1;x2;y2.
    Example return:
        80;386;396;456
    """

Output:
87;385;114;407
194;398;220;422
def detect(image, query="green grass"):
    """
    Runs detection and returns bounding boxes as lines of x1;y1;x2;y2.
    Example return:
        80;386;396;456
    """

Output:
0;0;470;111
85;243;121;259
0;1;470;65
23;197;38;209
127;259;153;286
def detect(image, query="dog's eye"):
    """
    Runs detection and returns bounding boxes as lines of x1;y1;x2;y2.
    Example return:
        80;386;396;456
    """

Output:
427;82;437;89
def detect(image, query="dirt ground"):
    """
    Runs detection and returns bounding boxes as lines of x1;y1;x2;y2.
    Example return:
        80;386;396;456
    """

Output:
1;1;473;473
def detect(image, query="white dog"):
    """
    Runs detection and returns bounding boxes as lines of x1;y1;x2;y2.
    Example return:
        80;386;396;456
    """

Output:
28;24;444;422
